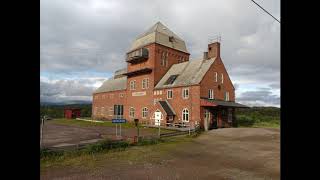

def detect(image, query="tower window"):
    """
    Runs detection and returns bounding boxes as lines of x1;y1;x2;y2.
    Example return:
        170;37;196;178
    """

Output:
130;80;136;90
142;78;149;89
221;73;224;84
208;89;214;99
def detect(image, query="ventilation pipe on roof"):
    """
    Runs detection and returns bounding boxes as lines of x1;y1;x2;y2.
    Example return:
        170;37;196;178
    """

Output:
203;52;208;60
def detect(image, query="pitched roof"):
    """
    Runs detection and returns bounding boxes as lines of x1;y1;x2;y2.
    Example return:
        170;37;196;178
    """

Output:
158;100;176;116
129;22;189;53
93;76;127;94
155;58;216;89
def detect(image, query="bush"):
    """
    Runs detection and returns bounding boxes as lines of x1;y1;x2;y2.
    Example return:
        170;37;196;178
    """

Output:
40;148;64;159
83;139;130;154
236;115;255;127
136;137;165;146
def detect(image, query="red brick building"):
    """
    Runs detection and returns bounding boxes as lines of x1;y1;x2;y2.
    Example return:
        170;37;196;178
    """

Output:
64;108;81;119
92;22;247;130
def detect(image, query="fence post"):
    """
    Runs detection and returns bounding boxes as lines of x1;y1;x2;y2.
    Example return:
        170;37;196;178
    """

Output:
40;117;44;148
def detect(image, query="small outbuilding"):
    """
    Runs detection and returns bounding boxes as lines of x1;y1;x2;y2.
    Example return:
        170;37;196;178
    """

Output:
64;108;81;119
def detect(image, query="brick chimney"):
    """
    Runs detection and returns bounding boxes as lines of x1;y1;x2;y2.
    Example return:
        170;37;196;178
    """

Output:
207;42;220;59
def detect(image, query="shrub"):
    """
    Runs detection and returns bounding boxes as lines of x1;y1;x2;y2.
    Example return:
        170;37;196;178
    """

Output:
40;148;64;159
136;137;165;146
83;139;130;154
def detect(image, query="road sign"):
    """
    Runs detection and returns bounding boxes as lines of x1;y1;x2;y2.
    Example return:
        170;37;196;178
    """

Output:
112;119;127;123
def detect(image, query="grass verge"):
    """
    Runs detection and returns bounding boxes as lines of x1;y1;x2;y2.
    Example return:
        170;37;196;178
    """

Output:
40;135;197;171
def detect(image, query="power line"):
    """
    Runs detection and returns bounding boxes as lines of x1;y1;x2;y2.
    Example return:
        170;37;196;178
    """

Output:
251;0;280;23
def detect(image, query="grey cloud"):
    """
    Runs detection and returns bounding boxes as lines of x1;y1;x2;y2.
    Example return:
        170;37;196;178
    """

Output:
41;0;280;104
40;78;105;103
237;89;280;107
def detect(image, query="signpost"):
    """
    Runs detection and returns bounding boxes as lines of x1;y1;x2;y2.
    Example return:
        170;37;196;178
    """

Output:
154;111;162;137
134;119;139;142
112;119;126;137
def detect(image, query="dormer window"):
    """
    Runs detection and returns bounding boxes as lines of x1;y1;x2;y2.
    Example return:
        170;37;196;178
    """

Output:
164;75;178;85
169;36;174;42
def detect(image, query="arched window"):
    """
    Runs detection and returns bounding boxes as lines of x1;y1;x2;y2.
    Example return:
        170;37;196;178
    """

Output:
182;108;189;122
142;107;148;118
129;107;135;118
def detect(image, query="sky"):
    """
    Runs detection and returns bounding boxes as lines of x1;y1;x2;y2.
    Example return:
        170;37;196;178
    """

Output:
40;0;280;107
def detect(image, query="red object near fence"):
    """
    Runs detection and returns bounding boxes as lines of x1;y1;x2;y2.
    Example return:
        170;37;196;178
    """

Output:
64;108;81;119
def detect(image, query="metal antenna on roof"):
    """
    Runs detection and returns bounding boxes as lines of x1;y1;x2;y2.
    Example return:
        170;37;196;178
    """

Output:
208;34;221;44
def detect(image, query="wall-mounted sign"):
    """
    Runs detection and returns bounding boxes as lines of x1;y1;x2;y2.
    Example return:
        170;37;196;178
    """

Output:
132;91;146;96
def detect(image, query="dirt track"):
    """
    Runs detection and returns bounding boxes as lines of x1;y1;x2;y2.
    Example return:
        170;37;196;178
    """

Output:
41;127;280;180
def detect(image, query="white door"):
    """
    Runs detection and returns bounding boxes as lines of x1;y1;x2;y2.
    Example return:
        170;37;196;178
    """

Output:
154;111;162;126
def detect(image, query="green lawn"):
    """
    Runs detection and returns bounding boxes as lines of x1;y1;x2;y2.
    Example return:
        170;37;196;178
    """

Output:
52;118;137;128
50;118;177;133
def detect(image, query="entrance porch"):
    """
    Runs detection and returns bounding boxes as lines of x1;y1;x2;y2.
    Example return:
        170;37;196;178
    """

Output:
200;98;248;130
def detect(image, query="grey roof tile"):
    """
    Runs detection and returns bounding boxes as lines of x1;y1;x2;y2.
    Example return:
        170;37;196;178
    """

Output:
129;22;189;53
155;58;216;89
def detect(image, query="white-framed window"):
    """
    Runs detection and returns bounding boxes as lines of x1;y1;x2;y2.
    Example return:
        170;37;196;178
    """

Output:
221;73;224;84
225;91;230;101
182;88;189;99
167;89;173;99
110;94;114;99
142;107;148;118
129;107;135;118
214;72;218;82
114;105;124;119
109;107;113;116
130;80;136;90
182;108;189;122
208;89;214;99
159;90;162;95
142;78;149;89
101;107;104;115
154;91;156;95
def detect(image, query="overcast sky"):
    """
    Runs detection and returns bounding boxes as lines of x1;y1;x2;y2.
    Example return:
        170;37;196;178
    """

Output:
40;0;280;107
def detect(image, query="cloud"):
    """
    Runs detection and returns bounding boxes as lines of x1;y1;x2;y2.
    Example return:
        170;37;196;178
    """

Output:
237;89;280;107
40;0;280;106
40;78;106;103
